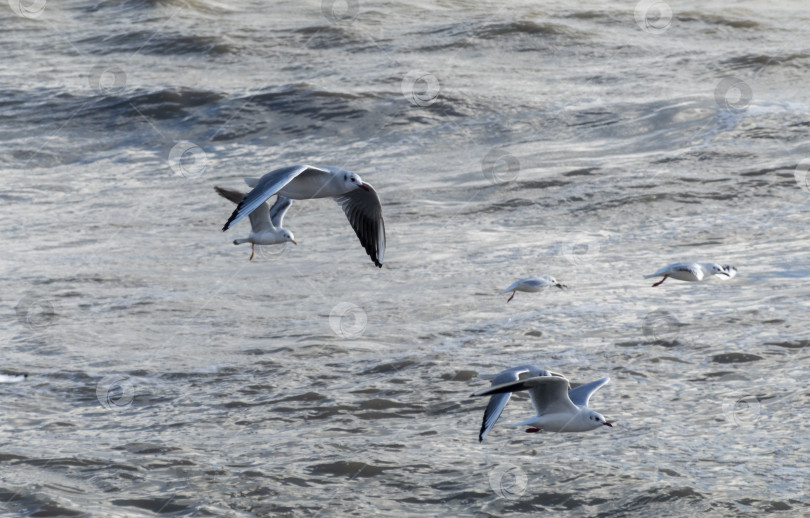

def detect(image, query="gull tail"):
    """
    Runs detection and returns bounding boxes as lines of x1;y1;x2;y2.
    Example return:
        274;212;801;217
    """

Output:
643;274;657;279
234;238;249;245
500;281;519;293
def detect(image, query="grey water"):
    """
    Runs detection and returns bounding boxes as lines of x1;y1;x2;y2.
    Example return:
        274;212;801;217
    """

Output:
1;0;809;516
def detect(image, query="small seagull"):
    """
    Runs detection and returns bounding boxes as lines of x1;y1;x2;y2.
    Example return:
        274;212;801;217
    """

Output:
0;373;27;383
643;262;737;287
471;365;612;442
215;186;296;261
501;275;566;302
221;165;385;268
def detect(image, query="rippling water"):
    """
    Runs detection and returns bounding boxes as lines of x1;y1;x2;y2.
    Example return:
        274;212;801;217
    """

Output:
2;0;810;516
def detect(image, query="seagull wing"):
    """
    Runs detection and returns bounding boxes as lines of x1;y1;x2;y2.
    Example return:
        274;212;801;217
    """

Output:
223;165;327;231
269;196;293;229
475;376;576;415
567;377;610;409
333;182;386;268
472;366;546;442
215;186;273;232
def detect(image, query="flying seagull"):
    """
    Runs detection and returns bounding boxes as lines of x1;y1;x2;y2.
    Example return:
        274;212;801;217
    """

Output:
221;165;385;267
501;275;566;303
215;186;296;261
472;365;612;441
643;262;737;287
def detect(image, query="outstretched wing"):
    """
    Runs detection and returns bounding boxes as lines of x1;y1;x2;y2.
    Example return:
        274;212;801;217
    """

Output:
269;196;293;229
333;182;385;268
567;377;610;409
215;186;273;232
472;365;548;442
223;165;319;231
475;376;576;417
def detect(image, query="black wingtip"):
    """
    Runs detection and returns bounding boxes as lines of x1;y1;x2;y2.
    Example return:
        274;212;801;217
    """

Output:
222;207;240;232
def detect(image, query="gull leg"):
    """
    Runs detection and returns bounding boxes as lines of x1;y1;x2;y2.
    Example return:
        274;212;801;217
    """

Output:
525;428;541;433
651;275;667;287
507;291;516;303
250;244;255;261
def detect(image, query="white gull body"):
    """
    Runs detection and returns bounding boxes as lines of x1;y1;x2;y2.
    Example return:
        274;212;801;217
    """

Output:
215;186;296;261
643;262;737;287
472;365;611;442
221;165;385;267
501;275;565;302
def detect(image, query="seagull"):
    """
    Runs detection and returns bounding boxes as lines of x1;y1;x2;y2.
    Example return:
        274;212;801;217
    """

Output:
215;186;296;261
0;373;27;383
501;275;566;302
471;365;611;442
221;165;385;268
643;262;737;287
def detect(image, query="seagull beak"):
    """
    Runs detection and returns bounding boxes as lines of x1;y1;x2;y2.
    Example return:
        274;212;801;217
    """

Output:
719;272;730;277
358;183;370;191
556;283;567;289
603;421;613;427
291;239;297;245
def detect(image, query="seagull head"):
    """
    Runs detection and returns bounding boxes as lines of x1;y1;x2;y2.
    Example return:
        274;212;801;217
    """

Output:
342;171;369;191
586;410;612;429
284;230;297;245
708;263;731;277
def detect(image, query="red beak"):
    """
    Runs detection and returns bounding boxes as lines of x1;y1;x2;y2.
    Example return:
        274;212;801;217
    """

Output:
603;422;613;427
358;183;370;191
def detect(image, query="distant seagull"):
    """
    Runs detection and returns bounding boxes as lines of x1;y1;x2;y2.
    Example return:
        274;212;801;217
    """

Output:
221;165;385;268
215;186;296;261
471;365;611;442
643;262;737;287
501;275;566;302
0;373;27;383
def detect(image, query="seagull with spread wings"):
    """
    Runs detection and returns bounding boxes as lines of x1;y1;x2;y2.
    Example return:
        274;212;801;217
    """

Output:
221;165;385;268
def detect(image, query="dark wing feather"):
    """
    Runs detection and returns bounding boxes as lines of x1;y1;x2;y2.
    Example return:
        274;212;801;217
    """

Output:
215;186;272;231
334;183;385;268
214;186;244;205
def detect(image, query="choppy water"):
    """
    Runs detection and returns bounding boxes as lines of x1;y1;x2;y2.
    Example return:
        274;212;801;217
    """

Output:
2;0;810;516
